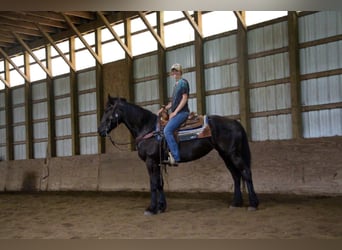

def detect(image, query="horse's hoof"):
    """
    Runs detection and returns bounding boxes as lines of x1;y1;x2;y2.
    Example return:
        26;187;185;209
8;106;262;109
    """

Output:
144;210;155;216
157;209;166;214
229;205;241;210
247;206;257;211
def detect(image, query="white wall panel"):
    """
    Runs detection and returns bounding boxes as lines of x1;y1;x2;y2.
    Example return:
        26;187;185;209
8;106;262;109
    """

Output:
78;70;96;91
133;54;158;79
55;118;71;136
302;109;342;138
55;97;71;116
34;142;48;159
0;128;6;143
33;122;48;139
12;87;25;105
13;125;26;141
14;144;26;160
166;45;195;70
301;75;342;106
0;92;5;107
0;147;6;160
206;92;239;116
0;110;5;126
299;11;342;43
56;139;72;157
13;106;25;123
204;35;237;63
248;21;288;54
300;41;342;74
205;63;238;90
80;136;98;155
134;80;159;103
250;83;291;113
188;97;197;114
251;114;292;141
249;53;289;83
32;102;48;120
54;76;70;96
32;82;47;100
78;92;97;112
79;114;97;133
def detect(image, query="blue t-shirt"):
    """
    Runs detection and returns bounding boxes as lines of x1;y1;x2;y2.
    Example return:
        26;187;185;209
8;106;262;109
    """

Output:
171;78;190;113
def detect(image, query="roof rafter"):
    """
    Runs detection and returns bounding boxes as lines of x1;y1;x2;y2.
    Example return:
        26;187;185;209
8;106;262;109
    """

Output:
12;32;52;78
35;23;76;72
60;12;102;65
0;74;10;88
138;11;165;50
182;11;203;39
0;47;30;82
234;11;246;30
96;11;133;59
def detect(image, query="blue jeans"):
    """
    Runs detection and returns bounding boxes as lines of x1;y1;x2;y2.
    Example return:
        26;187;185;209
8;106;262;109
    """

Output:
163;111;189;162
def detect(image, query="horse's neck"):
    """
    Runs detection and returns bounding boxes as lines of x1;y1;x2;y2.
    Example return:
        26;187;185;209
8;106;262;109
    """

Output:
122;104;157;138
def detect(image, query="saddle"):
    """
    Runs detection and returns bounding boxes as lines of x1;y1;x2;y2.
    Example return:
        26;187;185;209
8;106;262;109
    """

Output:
159;111;211;141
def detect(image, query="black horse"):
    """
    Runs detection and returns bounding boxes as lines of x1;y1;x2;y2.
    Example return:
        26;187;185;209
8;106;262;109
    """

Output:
98;95;259;215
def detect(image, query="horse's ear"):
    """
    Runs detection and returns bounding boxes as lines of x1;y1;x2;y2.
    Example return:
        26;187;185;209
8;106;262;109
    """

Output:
107;94;111;100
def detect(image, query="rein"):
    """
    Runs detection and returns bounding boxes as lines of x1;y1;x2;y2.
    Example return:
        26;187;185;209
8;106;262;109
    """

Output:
106;133;131;151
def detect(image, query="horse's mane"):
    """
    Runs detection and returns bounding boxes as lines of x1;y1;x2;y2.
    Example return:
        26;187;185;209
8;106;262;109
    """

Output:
109;96;157;130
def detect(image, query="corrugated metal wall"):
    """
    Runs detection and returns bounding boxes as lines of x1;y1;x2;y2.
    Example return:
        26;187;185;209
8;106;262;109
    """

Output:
11;86;26;159
133;54;160;113
54;76;72;156
248;20;292;141
32;81;48;159
0;91;6;160
204;35;239;116
299;11;342;138
78;70;98;155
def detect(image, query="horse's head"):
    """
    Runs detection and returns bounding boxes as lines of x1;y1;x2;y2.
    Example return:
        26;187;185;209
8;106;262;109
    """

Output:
98;95;126;137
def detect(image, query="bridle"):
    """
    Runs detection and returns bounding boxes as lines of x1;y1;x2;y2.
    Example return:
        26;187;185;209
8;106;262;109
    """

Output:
104;103;131;151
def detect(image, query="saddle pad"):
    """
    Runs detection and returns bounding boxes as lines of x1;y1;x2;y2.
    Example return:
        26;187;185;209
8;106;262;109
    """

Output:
177;115;211;141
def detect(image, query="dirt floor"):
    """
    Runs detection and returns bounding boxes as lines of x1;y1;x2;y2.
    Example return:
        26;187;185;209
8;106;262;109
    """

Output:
0;191;341;239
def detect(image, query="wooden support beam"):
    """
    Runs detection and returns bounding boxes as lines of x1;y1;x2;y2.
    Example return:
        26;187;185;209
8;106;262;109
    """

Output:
24;51;33;159
234;11;247;30
69;36;80;156
96;11;133;59
0;75;10;88
95;27;105;154
156;11;167;106
138;11;166;50
193;11;205;115
288;11;302;139
183;11;203;39
236;11;251;137
0;47;30;82
61;12;102;65
35;23;76;72
12;32;52;78
46;44;56;158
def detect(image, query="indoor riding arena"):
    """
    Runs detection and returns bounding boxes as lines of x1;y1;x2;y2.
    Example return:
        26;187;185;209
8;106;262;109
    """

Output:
0;11;341;239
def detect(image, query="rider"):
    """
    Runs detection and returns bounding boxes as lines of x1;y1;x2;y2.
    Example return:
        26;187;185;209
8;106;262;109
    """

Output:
158;63;190;166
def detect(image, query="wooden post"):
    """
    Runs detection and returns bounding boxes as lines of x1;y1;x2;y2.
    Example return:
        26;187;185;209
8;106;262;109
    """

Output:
236;11;251;137
288;11;302;139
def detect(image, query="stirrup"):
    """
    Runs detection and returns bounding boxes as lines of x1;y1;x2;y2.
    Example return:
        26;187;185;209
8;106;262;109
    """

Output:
161;152;179;167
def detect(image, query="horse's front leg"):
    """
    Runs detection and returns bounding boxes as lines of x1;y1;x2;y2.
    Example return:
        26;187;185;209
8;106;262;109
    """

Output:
144;159;167;215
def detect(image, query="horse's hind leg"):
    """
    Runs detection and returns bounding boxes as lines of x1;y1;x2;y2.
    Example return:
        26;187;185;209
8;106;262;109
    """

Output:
229;152;259;210
220;156;243;207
